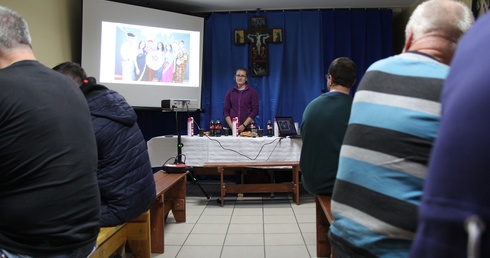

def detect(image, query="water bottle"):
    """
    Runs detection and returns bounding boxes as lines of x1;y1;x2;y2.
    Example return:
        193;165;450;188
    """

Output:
267;119;273;136
215;118;222;137
209;119;215;136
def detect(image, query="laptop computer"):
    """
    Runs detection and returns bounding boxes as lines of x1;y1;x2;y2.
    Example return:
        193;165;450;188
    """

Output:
275;116;302;138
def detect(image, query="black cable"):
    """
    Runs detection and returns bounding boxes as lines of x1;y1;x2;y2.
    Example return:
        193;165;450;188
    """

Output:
204;136;281;160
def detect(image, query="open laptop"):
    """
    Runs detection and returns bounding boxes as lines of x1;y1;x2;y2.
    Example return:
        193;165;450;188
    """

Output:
275;116;302;138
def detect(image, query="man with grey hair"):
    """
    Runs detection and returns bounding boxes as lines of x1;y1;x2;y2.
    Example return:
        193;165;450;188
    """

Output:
0;6;100;257
328;0;474;257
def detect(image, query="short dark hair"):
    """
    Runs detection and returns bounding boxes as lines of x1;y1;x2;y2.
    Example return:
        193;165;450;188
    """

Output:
328;57;357;88
52;62;87;86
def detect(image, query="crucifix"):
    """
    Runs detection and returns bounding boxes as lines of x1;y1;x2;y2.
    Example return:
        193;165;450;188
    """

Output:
234;16;283;76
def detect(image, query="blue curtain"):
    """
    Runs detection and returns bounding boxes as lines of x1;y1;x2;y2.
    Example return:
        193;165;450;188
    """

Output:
136;9;392;140
201;9;393;130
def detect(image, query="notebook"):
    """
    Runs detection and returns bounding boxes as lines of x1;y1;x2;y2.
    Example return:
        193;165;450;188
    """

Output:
275;116;301;138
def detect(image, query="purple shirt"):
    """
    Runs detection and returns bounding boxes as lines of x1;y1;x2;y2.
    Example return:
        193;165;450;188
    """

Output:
223;84;259;126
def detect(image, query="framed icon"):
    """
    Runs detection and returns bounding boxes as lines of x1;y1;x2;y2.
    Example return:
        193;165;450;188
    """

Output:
271;28;283;43
234;29;245;45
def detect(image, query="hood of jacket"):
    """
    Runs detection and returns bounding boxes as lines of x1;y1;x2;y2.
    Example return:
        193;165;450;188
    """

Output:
80;82;137;126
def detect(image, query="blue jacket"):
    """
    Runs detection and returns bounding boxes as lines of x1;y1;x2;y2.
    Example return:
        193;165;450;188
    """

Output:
81;82;156;227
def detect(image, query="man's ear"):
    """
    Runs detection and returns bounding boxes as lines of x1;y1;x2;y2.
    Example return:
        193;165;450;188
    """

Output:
403;29;413;53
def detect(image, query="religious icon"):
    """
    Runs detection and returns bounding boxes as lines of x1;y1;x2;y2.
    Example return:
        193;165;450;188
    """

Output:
234;30;245;45
272;28;283;43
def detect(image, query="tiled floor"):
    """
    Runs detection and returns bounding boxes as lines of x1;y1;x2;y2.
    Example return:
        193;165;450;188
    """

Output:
150;177;319;258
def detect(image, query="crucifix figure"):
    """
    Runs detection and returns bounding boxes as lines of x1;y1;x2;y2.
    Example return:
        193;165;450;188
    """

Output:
235;16;283;76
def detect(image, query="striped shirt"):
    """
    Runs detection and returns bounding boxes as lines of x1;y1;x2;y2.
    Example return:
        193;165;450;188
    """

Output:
329;52;448;257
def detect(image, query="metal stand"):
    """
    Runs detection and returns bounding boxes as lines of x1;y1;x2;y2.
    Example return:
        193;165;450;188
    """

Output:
169;108;210;199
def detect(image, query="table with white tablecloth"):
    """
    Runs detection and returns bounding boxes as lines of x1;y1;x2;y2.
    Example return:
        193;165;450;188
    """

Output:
147;135;304;205
147;135;302;167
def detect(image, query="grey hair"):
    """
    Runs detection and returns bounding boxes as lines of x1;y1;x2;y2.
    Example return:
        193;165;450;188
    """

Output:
0;6;32;49
406;0;474;42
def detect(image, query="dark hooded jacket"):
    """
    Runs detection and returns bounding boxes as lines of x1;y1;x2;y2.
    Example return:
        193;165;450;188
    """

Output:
80;80;155;227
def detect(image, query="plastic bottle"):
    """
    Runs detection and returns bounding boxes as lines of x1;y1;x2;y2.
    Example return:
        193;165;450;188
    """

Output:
232;117;239;137
209;119;215;136
250;120;257;135
215;118;222;137
267;119;273;136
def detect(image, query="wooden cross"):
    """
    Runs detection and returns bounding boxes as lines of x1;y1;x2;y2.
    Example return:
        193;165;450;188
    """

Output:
234;16;283;76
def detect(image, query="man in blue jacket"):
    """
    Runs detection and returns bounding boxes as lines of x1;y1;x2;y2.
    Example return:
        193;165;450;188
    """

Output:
53;62;156;227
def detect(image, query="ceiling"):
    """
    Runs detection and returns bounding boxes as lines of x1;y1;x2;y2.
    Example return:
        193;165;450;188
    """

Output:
111;0;420;15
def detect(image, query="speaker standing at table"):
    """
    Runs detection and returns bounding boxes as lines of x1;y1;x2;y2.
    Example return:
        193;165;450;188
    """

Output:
223;68;259;133
53;62;156;227
299;57;357;196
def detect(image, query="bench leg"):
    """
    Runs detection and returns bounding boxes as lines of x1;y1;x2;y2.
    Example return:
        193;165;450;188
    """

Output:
126;210;151;258
316;197;332;257
150;195;165;253
170;177;187;222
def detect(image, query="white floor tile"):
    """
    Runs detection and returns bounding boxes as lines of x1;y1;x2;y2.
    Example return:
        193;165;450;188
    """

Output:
197;215;232;224
264;214;297;224
298;222;316;233
264;233;306;246
230;215;263;224
224;233;264;245
163;233;189;246
192;223;229;234
264;223;300;234
228;223;264;234
176;245;222;258
302;232;316;245
221;245;265;258
184;233;226;246
265;245;311;258
164;222;195;234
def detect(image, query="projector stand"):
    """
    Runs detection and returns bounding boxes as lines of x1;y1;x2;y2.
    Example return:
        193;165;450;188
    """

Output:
163;109;209;199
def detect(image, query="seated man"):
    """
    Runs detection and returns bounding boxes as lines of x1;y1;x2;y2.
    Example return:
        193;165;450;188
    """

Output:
410;10;490;258
328;0;474;257
300;57;357;195
53;62;156;227
0;6;100;257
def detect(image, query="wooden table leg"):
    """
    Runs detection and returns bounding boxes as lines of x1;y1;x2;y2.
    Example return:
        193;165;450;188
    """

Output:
292;165;300;205
219;166;225;207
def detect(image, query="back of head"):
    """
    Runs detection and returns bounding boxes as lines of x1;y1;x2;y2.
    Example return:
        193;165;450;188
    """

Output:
52;62;87;86
406;0;473;47
328;57;357;88
0;6;32;50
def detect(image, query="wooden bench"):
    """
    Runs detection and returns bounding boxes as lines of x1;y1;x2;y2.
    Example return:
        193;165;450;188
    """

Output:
316;195;335;258
90;210;151;258
150;170;188;253
203;161;300;206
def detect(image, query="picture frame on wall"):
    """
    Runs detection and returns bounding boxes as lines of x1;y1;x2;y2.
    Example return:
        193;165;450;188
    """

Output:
271;28;283;43
234;29;246;45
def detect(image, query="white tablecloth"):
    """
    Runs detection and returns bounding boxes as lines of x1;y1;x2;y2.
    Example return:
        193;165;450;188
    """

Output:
147;136;302;167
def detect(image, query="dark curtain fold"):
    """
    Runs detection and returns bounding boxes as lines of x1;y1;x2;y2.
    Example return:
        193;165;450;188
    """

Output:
201;9;392;130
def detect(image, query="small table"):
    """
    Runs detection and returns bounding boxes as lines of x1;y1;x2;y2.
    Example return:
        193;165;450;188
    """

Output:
203;161;300;206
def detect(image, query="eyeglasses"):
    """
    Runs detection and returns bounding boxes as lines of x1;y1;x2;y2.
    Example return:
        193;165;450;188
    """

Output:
325;74;330;80
236;75;247;78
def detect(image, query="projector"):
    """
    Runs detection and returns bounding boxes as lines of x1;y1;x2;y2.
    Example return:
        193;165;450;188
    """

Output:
161;99;198;111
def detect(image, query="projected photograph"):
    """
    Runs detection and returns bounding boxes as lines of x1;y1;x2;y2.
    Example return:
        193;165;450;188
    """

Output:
100;22;198;86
